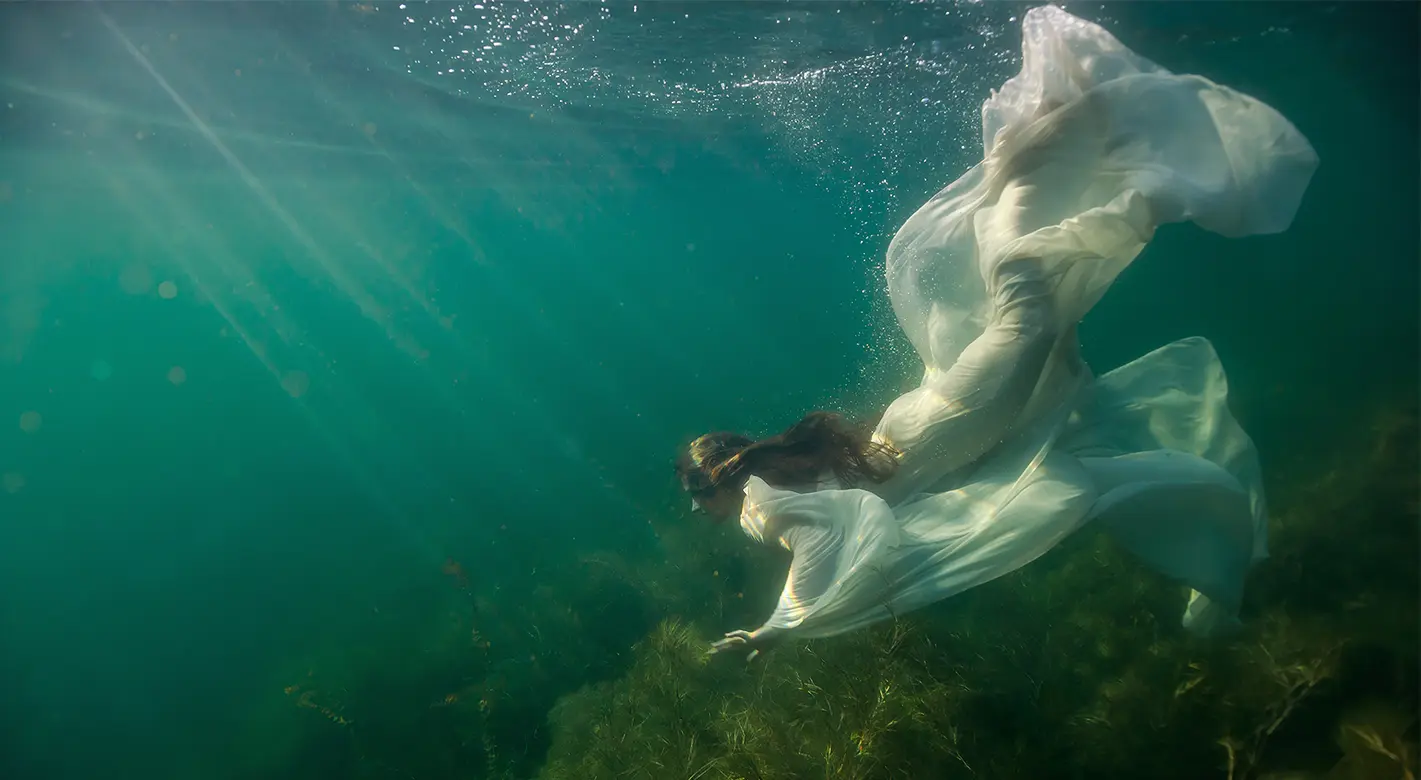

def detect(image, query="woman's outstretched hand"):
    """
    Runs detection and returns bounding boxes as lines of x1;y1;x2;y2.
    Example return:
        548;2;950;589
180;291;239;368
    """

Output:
708;627;783;663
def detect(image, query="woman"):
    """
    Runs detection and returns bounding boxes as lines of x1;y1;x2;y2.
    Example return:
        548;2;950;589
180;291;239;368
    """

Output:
676;6;1318;662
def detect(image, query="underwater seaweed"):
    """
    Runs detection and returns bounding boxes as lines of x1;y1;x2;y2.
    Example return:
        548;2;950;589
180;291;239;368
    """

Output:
246;397;1416;780
252;546;668;779
537;398;1419;780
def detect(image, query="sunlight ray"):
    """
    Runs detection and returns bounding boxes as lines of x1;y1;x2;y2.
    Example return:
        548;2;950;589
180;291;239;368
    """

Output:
95;9;428;364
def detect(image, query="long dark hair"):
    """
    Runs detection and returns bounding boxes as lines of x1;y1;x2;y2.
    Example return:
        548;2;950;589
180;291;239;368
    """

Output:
676;411;899;496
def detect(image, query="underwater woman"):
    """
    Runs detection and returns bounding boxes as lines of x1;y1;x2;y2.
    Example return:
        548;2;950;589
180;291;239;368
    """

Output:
673;5;1318;663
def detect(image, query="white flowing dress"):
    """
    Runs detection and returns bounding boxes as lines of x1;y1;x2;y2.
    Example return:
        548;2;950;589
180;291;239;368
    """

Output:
734;5;1318;641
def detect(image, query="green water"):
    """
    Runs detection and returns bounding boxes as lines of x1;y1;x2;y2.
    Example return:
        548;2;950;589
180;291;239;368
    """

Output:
0;2;1415;779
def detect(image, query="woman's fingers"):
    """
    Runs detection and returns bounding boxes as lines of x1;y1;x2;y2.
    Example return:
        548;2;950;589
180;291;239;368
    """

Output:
708;635;747;654
708;629;759;656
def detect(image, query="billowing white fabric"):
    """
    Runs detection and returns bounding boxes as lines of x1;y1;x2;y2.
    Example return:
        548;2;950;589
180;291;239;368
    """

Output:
1059;336;1269;636
735;6;1316;641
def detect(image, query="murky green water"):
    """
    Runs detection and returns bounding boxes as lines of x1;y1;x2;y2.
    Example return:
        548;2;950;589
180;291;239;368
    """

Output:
1;3;1415;778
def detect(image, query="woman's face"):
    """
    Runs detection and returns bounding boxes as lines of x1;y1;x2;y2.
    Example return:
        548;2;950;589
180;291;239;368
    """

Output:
678;434;750;523
689;485;744;522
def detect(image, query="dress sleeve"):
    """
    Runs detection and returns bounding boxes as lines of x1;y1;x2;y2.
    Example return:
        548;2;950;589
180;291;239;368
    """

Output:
737;477;904;639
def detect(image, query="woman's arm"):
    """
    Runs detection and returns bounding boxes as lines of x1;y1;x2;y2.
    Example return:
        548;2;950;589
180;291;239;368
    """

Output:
873;253;1060;503
711;479;902;657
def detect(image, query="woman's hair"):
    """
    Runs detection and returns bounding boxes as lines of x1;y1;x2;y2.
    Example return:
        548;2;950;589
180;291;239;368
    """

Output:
676;411;899;496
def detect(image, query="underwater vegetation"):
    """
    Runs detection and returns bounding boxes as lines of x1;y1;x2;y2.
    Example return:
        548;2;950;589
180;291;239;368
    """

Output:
248;552;665;779
535;398;1419;780
266;397;1416;780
